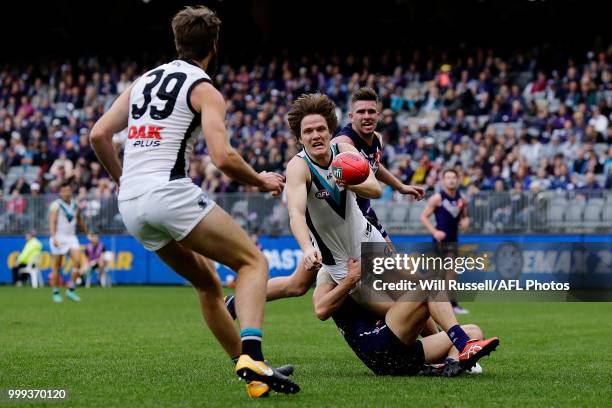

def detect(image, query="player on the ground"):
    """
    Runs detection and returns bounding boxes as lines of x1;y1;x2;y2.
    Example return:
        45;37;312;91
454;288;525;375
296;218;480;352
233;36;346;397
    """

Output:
421;168;470;314
90;6;298;397
314;259;498;377
48;182;91;303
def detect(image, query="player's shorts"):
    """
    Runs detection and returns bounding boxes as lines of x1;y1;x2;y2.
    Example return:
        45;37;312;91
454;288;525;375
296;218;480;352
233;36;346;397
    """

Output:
49;235;80;255
323;221;387;285
118;178;216;251
344;320;425;376
364;207;388;238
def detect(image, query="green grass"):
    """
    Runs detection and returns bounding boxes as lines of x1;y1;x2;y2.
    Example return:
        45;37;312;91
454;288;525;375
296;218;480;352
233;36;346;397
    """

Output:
1;286;611;407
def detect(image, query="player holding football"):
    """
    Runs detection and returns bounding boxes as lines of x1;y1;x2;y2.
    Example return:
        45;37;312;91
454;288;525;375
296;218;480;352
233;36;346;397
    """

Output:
225;89;424;308
284;93;499;376
90;6;298;397
333;87;424;239
48;181;91;303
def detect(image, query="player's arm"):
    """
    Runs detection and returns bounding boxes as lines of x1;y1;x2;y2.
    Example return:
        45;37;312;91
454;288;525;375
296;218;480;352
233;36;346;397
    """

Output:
286;157;322;271
313;259;361;320
90;85;134;186
459;196;470;231
191;82;283;194
77;210;90;237
375;164;425;200
48;204;58;246
330;135;354;145
421;193;446;241
336;142;381;199
372;132;425;200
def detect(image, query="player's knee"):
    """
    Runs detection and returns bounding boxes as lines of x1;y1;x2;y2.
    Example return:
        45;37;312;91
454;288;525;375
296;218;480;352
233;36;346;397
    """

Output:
462;324;483;339
243;251;269;276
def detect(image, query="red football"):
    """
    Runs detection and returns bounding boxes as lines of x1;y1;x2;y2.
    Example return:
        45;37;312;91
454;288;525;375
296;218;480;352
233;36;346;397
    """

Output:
331;152;370;185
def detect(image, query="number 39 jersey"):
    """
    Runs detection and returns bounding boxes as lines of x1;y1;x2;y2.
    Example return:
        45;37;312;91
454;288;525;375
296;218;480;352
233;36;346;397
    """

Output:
119;59;211;201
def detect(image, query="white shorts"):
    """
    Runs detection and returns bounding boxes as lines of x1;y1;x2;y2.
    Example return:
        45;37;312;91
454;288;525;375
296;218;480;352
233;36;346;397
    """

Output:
50;235;80;255
323;222;387;285
118;179;216;251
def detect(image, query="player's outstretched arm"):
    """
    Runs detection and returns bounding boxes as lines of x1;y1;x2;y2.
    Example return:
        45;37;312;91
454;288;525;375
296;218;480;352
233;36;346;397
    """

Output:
90;86;133;185
192;82;283;194
336;142;382;199
286;157;322;271
375;164;425;200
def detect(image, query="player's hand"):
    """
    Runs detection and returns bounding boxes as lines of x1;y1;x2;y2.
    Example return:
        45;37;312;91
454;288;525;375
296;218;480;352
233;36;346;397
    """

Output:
346;258;362;285
433;230;446;242
303;247;322;271
52;236;58;247
399;184;425;200
459;217;469;231
335;178;347;189
258;171;285;196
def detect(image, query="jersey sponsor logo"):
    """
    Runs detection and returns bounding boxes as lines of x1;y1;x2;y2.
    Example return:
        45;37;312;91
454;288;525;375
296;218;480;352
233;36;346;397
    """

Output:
315;189;331;199
128;125;164;148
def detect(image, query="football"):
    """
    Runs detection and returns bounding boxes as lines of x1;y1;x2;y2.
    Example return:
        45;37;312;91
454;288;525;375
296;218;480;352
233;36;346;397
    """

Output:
331;152;370;185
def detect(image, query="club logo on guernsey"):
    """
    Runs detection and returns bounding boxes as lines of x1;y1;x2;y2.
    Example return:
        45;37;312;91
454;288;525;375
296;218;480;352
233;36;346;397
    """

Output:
128;125;164;147
332;167;343;180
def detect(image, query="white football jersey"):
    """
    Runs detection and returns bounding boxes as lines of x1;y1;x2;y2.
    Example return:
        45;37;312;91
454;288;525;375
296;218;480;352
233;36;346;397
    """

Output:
49;198;78;238
119;60;211;200
297;144;370;280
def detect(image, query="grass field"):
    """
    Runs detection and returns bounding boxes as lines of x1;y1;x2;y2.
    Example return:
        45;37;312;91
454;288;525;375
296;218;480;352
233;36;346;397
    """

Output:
1;286;611;407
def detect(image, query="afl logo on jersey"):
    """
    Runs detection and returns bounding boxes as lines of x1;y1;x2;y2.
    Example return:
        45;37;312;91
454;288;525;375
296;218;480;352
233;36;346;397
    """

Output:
315;189;330;199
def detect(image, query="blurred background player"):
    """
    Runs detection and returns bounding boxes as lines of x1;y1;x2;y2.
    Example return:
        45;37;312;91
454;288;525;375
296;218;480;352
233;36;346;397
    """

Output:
81;233;108;288
421;168;470;314
48;181;90;303
11;231;42;286
90;6;298;396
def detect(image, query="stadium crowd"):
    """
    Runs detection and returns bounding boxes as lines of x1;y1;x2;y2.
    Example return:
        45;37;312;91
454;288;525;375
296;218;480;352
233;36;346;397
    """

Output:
0;47;610;212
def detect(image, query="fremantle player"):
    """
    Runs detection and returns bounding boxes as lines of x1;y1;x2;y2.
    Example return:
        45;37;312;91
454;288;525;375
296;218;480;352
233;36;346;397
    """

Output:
314;259;498;377
284;93;498;377
333;87;424;238
421;168;470;314
48;182;90;303
90;6;298;397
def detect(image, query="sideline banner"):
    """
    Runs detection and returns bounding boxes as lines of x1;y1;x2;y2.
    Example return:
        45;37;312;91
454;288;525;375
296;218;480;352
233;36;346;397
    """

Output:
1;234;610;285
